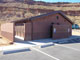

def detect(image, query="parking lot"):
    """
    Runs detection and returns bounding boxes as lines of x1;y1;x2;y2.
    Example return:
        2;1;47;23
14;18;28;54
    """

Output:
0;30;80;60
0;37;80;60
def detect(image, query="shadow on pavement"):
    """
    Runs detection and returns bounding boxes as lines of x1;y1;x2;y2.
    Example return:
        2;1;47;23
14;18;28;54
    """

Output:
55;35;80;44
14;38;36;45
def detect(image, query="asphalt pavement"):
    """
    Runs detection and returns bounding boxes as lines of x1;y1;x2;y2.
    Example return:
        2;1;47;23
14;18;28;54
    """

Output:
1;38;80;60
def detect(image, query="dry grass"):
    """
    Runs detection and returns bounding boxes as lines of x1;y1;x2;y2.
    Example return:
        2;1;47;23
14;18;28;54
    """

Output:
0;3;80;11
66;15;80;25
72;29;80;36
0;38;10;46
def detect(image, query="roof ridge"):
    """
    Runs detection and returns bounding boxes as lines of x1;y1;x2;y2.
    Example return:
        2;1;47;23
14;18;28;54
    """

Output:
11;11;73;24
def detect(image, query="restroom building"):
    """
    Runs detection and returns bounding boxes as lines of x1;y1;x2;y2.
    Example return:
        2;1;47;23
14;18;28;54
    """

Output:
1;11;73;43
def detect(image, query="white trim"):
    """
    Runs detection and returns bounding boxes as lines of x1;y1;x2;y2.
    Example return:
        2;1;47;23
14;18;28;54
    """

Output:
31;47;60;60
55;44;80;52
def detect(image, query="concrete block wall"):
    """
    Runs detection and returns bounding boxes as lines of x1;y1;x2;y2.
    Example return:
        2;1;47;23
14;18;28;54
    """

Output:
15;24;25;38
1;23;14;44
25;22;32;41
15;13;72;41
52;25;72;39
31;13;72;40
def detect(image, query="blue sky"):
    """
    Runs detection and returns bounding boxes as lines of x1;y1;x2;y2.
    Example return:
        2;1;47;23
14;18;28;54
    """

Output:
34;0;80;3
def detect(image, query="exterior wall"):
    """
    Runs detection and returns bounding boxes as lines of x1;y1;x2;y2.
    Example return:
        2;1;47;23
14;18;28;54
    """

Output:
15;13;72;41
15;23;25;38
31;13;72;40
25;22;32;41
1;23;14;44
15;23;32;41
0;26;1;37
52;25;71;39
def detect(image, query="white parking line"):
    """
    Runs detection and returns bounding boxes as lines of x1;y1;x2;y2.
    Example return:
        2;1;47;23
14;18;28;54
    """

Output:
55;44;80;52
31;47;60;60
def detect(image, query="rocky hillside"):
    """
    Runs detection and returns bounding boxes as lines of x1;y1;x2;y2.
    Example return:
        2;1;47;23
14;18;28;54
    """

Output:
0;0;34;3
0;0;80;25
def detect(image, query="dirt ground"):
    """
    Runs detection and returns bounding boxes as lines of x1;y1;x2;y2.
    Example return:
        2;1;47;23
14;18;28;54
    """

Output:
0;37;10;46
72;29;80;36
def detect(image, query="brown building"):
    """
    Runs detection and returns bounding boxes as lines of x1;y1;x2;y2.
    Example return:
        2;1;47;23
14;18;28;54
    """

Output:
1;11;73;44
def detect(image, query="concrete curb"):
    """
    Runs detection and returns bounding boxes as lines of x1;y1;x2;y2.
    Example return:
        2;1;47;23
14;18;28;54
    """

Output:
39;42;54;48
28;41;54;48
3;47;31;54
0;45;31;55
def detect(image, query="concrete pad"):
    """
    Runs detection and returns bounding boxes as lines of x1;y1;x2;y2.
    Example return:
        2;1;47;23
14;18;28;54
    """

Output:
15;36;24;40
0;47;3;55
0;35;80;55
0;51;3;55
27;36;80;48
28;40;54;48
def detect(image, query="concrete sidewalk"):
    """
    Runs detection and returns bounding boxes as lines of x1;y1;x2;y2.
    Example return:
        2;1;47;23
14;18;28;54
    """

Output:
0;35;80;55
28;35;80;44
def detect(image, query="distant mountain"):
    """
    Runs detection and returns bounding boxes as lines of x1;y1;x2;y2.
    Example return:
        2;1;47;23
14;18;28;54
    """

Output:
0;0;72;4
0;0;80;25
0;0;34;3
